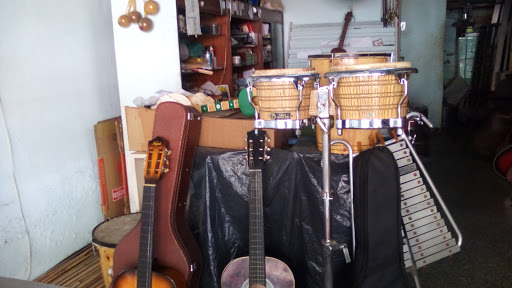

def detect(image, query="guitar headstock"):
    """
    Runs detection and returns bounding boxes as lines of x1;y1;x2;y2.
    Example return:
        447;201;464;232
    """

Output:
246;130;270;170
345;11;353;23
144;136;170;182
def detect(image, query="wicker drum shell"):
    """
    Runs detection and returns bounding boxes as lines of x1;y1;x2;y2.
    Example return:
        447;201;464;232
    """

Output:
333;74;407;120
252;68;316;120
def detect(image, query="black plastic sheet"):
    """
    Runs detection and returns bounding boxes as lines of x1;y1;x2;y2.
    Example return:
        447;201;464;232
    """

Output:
187;144;353;288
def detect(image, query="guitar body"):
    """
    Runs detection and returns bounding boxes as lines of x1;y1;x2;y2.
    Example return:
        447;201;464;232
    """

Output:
112;102;203;287
221;256;295;288
111;268;186;288
494;144;512;181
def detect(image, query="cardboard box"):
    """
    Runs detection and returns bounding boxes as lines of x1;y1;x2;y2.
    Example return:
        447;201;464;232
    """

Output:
125;107;156;152
94;117;130;219
124;106;290;151
197;110;291;150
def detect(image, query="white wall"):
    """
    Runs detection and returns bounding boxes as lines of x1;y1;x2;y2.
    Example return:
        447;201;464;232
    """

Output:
0;0;120;280
109;0;182;211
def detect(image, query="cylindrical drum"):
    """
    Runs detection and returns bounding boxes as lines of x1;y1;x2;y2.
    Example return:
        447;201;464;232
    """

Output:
91;213;141;288
316;128;383;154
310;54;392;154
251;68;316;121
330;61;412;120
308;53;390;86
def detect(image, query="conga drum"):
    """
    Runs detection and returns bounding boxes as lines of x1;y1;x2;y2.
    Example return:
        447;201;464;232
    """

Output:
250;68;317;121
91;213;141;288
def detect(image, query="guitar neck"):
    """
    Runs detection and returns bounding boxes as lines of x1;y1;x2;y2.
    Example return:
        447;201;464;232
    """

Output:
337;12;352;49
339;22;350;48
137;181;157;287
248;169;266;286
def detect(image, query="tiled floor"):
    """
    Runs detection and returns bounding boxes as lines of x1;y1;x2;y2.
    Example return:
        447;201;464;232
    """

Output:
413;131;512;288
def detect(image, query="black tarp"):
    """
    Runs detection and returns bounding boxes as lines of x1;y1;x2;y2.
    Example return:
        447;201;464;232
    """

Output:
187;144;354;288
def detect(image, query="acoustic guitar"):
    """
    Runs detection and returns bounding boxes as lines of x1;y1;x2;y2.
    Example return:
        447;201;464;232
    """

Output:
221;130;295;288
331;11;353;53
111;137;186;288
111;102;202;288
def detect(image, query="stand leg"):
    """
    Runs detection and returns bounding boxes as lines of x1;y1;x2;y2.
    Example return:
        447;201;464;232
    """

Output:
402;221;422;288
320;117;334;288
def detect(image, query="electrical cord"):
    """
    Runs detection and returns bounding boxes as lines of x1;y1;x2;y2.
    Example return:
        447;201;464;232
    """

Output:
0;98;32;280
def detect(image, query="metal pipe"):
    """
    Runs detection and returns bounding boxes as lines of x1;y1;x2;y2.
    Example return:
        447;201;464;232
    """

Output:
330;139;354;255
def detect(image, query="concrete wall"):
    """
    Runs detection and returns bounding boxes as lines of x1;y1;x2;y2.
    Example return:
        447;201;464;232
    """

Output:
0;0;120;280
401;0;447;126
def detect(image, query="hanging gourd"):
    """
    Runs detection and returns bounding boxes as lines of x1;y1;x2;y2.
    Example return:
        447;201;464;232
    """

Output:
118;0;159;32
144;0;160;15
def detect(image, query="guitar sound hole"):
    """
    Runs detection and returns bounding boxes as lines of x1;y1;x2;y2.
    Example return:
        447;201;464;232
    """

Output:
241;279;275;288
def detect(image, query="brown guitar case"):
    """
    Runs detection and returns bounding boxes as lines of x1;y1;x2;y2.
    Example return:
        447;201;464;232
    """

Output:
112;102;203;287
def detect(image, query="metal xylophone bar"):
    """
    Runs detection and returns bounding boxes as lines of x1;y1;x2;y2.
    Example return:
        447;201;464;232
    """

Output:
386;116;462;270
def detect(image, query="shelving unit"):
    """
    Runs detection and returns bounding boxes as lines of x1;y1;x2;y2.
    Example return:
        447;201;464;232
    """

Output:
176;1;283;99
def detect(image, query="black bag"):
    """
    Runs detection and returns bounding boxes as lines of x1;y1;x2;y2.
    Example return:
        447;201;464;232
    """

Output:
352;146;412;288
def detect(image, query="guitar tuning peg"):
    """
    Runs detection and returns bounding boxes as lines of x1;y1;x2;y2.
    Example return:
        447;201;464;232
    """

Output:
265;147;270;151
167;150;172;156
165;160;169;165
264;155;270;160
163;168;169;173
266;137;271;142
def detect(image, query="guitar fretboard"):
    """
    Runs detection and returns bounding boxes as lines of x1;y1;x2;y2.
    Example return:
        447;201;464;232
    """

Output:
248;169;266;286
137;181;157;287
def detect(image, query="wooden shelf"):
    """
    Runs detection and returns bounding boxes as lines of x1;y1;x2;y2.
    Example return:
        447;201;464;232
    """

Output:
177;3;283;98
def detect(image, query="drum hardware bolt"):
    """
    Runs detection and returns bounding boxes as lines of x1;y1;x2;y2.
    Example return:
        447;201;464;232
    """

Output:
108;267;113;276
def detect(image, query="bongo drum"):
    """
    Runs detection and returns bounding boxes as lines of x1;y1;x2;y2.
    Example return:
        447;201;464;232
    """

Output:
91;213;140;288
309;54;392;154
249;68;318;121
308;52;390;86
327;61;416;121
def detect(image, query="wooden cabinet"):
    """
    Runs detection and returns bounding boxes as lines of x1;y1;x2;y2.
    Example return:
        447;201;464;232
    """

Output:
177;2;283;99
